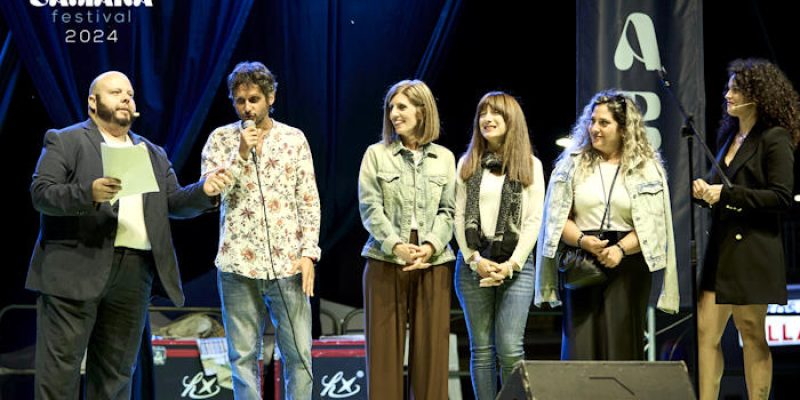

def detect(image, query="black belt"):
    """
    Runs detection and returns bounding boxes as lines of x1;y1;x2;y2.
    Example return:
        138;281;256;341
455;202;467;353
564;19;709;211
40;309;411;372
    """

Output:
114;247;152;256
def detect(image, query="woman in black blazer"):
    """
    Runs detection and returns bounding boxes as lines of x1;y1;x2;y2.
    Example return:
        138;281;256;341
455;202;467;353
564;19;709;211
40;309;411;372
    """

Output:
693;59;800;400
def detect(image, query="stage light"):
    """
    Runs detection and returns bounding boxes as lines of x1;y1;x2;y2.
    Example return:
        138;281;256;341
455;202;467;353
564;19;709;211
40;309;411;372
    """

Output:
556;137;571;148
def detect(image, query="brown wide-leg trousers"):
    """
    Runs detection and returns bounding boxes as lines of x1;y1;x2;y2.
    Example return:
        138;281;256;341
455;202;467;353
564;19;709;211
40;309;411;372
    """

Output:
363;252;452;400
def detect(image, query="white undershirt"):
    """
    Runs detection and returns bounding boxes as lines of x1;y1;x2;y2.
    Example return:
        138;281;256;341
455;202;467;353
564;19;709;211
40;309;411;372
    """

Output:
573;161;633;232
99;130;151;250
476;169;506;239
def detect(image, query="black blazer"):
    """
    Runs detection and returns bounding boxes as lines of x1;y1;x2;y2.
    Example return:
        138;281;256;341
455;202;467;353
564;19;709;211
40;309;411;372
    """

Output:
703;122;794;304
27;120;215;306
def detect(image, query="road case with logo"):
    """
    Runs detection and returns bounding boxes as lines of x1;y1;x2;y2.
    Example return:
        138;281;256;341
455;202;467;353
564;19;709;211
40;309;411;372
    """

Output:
151;339;236;400
274;337;366;400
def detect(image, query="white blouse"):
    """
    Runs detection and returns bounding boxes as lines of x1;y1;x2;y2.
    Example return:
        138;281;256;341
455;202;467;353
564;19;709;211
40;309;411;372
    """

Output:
454;155;545;271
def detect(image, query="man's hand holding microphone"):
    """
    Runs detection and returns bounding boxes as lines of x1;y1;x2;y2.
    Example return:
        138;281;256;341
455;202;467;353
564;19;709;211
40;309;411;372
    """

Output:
239;120;261;160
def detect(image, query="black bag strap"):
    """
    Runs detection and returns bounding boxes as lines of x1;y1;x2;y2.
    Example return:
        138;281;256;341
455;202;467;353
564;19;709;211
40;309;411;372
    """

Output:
597;164;621;235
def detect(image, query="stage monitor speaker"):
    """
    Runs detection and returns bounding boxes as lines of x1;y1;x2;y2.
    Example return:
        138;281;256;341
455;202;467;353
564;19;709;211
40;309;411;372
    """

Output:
497;361;695;400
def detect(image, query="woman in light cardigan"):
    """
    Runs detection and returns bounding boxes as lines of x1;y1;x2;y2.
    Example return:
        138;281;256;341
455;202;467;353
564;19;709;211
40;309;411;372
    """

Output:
454;92;544;399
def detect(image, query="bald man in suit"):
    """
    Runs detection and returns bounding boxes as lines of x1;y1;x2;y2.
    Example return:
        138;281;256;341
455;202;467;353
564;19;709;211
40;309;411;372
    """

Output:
28;71;231;400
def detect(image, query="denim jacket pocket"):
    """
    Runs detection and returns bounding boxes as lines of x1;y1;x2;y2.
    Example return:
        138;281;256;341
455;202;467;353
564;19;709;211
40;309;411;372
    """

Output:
632;179;668;269
635;180;665;215
377;171;401;189
424;174;447;224
427;175;447;186
636;180;664;195
378;171;402;210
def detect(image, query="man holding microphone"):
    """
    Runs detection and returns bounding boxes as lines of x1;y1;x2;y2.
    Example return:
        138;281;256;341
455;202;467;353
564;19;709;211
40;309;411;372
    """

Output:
201;61;321;399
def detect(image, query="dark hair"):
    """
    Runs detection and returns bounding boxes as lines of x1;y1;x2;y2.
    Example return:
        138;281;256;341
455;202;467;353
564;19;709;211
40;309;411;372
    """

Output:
719;58;800;146
227;61;277;100
459;92;534;186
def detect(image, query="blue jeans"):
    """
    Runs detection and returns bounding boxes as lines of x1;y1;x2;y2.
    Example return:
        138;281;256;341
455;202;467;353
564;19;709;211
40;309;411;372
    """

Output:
454;252;535;400
218;271;313;400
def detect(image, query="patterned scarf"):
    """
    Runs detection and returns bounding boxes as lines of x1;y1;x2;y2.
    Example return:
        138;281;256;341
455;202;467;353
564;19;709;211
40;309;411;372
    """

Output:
464;152;522;262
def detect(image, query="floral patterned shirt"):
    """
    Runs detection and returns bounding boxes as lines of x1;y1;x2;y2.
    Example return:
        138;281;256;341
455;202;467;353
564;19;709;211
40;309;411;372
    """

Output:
201;120;321;280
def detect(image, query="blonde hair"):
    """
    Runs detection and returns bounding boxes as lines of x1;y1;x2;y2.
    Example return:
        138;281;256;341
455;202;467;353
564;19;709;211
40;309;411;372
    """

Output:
381;80;440;146
459;92;534;186
562;90;659;181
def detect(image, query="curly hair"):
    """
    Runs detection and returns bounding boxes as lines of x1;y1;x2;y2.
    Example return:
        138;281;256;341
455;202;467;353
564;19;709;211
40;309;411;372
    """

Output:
560;89;660;181
719;58;800;147
227;61;277;103
459;92;534;186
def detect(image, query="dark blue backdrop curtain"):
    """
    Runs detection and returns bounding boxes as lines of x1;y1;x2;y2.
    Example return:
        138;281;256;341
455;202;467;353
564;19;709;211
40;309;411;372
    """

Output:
0;3;254;398
415;0;462;79
0;0;465;306
0;29;21;134
0;0;253;170
244;0;461;303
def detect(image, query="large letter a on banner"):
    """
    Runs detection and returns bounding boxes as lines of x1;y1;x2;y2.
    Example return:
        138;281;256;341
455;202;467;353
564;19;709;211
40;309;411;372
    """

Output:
614;12;661;71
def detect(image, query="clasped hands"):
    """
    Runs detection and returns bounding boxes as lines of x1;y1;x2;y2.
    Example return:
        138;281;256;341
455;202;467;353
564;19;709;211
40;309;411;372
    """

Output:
692;178;722;205
393;243;435;272
579;235;623;269
475;257;515;287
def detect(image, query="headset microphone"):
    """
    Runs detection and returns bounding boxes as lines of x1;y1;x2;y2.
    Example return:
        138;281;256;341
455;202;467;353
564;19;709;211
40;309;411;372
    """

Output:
731;102;755;110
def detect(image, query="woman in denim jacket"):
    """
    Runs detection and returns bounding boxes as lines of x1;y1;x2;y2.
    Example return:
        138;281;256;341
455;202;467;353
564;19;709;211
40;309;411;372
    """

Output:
357;80;456;400
534;90;679;361
453;92;545;399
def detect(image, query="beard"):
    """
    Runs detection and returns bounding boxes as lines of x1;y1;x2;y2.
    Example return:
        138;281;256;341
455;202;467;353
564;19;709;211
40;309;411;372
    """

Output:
95;95;133;127
238;106;270;127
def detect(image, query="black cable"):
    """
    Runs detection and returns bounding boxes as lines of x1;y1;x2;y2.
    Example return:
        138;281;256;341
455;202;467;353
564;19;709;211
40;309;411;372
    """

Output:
250;148;314;382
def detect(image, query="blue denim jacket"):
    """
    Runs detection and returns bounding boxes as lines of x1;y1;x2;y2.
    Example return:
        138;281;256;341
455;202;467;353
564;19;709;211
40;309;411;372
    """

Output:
358;140;456;265
534;152;679;313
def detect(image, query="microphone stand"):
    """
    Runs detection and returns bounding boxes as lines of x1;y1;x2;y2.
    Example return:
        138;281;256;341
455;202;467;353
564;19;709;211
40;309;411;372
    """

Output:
659;68;733;188
656;67;733;396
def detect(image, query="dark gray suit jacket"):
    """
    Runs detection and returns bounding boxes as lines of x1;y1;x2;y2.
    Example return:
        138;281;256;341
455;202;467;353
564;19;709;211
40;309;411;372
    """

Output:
28;119;215;306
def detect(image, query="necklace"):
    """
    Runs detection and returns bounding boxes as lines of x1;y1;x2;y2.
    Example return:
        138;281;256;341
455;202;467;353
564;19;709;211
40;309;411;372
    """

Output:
734;131;749;146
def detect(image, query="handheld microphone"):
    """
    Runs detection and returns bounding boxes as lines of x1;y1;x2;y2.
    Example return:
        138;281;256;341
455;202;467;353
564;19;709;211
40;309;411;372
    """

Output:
242;119;257;160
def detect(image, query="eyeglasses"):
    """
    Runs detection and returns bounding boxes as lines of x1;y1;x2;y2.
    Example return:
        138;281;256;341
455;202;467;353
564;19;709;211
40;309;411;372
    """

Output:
594;94;627;106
